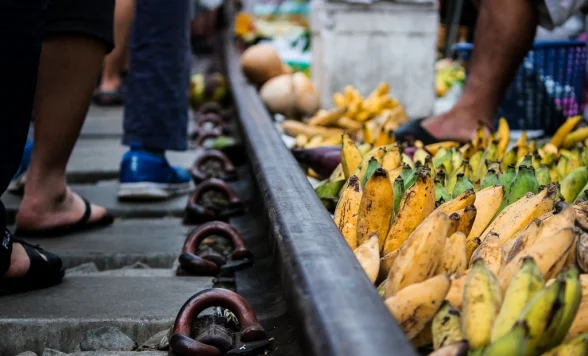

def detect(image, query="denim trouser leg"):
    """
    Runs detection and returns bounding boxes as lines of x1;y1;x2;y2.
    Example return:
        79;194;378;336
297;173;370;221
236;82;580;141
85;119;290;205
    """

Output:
122;0;191;152
0;0;47;227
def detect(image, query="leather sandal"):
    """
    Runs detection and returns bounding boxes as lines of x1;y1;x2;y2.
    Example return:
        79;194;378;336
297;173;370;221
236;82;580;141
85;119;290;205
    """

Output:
0;229;64;296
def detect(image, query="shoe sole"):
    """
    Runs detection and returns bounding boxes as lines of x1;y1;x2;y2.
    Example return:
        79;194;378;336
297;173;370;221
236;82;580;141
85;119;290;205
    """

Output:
117;181;194;201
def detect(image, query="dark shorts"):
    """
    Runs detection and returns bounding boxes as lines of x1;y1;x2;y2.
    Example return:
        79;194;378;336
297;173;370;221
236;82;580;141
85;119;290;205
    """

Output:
44;0;115;52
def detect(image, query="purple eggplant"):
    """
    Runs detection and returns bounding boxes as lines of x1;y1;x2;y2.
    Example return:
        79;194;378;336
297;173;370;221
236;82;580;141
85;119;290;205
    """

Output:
291;146;341;179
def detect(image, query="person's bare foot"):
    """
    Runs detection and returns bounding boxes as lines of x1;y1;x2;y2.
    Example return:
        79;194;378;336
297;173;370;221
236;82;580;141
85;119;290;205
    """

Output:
15;187;110;232
3;242;47;278
420;108;493;142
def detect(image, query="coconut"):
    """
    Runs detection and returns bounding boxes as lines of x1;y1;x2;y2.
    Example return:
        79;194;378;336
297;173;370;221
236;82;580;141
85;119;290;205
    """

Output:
292;72;320;116
259;74;298;117
240;44;285;85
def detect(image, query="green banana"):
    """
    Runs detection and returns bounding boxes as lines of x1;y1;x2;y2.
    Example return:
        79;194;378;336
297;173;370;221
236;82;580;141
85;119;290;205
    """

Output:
314;179;345;211
452;173;474;199
435;177;451;204
425;156;436;178
536;164;552;186
506;166;539;206
451;147;463;175
532;153;542;170
540;333;588;356
567;149;582;176
403;163;423;190
502;146;518;172
393;176;405;216
582;147;588;166
470;149;485;181
432;147;448;167
492;257;545;342
481;169;500;190
399;163;412;185
518;154;532;170
432;301;464;350
362;157;381;188
560;166;588;203
550;266;583;347
498;164;516;213
483;322;529;356
518;279;566;356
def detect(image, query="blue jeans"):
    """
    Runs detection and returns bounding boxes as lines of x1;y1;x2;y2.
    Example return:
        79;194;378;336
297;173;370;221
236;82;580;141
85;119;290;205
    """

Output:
0;0;49;227
122;0;192;152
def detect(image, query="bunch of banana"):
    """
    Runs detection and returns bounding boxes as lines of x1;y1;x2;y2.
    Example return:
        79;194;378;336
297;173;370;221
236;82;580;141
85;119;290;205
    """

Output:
285;82;407;150
435;59;466;98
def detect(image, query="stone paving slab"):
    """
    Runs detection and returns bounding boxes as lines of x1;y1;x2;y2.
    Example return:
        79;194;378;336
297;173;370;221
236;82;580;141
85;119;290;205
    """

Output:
0;276;213;355
67;353;166;356
67;139;197;183
1;182;189;223
7;219;189;270
81;269;177;277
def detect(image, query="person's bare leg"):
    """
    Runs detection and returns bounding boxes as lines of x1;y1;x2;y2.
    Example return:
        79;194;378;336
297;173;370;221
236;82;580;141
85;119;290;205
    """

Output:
99;0;135;92
422;0;538;141
16;34;109;230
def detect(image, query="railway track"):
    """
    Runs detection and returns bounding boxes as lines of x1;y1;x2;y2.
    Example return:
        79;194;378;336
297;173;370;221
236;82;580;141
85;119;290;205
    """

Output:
0;30;414;356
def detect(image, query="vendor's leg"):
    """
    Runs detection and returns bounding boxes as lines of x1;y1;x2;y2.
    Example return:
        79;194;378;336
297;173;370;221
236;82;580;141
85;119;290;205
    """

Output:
94;0;135;106
0;0;63;291
119;0;192;201
16;0;116;235
423;0;538;141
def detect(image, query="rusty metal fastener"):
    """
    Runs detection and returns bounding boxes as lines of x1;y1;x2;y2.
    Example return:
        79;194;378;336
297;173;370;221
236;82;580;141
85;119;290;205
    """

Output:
178;221;252;276
190;150;237;183
169;288;266;356
183;178;244;224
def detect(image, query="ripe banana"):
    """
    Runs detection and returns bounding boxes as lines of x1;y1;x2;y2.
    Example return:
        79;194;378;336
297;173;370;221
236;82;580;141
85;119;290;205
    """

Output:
446;272;468;310
426;141;460;156
563;127;588;149
385;211;451;297
382;145;402;171
436;232;468;275
341;133;363;179
462;259;503;349
384;274;451;339
468;185;505;240
499;226;575;292
496;118;510;159
435;189;477;216
454;204;477;237
481;184;557;245
550;116;583;148
333;175;363;249
518;279;565;355
577;231;588;273
483;321;529;356
353;232;380;283
382;170;435;255
356;168;394;249
379;249;398;282
470;232;504;277
432;301;464;350
503;219;542;264
491;257;545;342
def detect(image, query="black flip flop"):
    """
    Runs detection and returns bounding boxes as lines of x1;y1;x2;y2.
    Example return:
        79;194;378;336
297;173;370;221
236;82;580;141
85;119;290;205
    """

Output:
14;198;114;238
92;88;124;106
0;230;64;296
394;118;447;145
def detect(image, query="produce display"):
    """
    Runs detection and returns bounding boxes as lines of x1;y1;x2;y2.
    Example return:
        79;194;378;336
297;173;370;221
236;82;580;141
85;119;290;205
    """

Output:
304;112;588;355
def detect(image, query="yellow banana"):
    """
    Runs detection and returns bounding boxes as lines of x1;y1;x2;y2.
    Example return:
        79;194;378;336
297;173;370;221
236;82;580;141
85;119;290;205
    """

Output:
550;266;583;347
503;219;542;264
356;168;394;248
550;116;583;148
341;133;363;179
446;272;469;310
563;127;588;149
470;232;504;277
307;107;347;126
382;170;435;255
381;144;401;171
379;250;398;283
465;237;482;262
384;274;451;339
499;226;575;292
454;204;477;236
462;259;502;349
480;184;557;245
496;118;510;159
568;275;588;338
436;231;468;275
425;141;460;156
435;189;477;216
468;185;505;240
411;321;433;349
336;116;362;131
385;211;451;297
432;301;464;350
333;175;363;249
353;232;380;283
491;257;545;342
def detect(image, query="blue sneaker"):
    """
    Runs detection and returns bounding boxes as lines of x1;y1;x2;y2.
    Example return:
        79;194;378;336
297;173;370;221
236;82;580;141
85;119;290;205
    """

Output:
8;139;34;195
118;145;194;200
